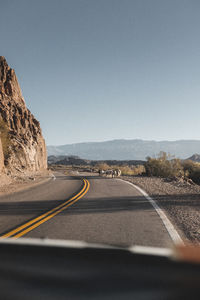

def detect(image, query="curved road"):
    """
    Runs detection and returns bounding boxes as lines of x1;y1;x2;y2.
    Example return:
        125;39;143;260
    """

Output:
0;173;174;247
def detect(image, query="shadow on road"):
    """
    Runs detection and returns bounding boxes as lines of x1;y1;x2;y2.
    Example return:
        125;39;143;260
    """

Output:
0;193;199;216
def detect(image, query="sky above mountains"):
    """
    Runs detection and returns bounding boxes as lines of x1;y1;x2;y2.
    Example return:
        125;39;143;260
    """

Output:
1;0;200;145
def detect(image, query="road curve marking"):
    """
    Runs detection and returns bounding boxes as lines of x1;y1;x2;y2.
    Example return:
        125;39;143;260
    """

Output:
117;179;184;245
13;180;90;239
0;178;90;239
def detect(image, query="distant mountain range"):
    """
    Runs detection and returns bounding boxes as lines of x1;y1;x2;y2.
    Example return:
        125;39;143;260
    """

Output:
48;155;145;166
47;139;200;160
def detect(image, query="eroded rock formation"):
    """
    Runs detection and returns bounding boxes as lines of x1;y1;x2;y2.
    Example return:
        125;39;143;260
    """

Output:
0;138;4;172
0;56;47;173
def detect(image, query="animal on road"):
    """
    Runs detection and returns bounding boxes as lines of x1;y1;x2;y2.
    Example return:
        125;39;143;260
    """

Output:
99;169;121;178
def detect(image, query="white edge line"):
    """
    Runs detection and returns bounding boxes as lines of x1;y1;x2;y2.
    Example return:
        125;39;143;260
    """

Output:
52;174;56;180
117;179;184;245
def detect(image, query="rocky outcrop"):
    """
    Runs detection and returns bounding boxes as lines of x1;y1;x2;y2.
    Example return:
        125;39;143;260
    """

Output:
0;138;4;173
0;56;47;173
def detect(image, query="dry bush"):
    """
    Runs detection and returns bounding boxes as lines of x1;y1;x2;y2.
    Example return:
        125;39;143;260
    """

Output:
120;165;145;176
182;160;200;184
132;165;146;175
120;166;133;176
146;154;200;184
145;152;183;178
95;163;109;170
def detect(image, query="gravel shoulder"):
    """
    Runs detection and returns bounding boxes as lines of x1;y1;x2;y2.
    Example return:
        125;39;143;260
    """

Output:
0;170;53;196
121;176;200;244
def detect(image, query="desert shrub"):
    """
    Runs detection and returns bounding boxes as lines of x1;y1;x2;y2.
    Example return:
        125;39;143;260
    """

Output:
182;160;194;177
182;160;200;184
131;165;146;175
145;152;183;178
120;166;134;176
189;168;200;184
0;119;11;159
95;163;109;171
119;165;145;176
143;152;200;183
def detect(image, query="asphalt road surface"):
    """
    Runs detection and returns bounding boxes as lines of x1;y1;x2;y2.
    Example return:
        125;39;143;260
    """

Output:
0;173;174;247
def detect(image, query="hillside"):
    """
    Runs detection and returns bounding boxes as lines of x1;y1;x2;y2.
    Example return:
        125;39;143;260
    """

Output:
47;139;200;160
186;154;200;162
48;155;145;166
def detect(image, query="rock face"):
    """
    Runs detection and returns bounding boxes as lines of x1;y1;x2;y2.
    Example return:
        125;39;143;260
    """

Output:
0;56;47;173
0;138;4;172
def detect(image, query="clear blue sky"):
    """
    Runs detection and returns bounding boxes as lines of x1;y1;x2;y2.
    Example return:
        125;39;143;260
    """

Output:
1;0;200;145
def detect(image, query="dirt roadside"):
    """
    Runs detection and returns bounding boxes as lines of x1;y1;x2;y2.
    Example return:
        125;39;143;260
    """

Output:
121;175;200;244
0;169;53;197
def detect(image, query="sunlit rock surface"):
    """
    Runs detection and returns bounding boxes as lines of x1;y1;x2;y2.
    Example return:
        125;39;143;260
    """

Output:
0;56;47;173
0;138;4;173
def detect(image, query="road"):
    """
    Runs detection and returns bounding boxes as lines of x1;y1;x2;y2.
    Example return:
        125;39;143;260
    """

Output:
0;172;175;247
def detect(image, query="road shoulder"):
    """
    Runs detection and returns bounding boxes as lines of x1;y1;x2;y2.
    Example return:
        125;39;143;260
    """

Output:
0;170;53;197
121;175;200;244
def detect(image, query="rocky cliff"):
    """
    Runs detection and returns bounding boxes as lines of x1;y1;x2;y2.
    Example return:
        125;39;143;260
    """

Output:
0;138;4;173
0;56;47;173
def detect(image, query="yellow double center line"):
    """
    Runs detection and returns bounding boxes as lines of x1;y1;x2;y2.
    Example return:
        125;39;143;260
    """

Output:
0;178;90;239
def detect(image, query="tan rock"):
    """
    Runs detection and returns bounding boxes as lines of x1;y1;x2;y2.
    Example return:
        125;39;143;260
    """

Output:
0;138;4;173
0;56;47;173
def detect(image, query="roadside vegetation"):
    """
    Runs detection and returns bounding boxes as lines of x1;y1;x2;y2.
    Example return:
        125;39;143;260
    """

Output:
95;163;110;171
119;165;145;176
145;152;200;185
182;160;200;185
145;152;183;178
